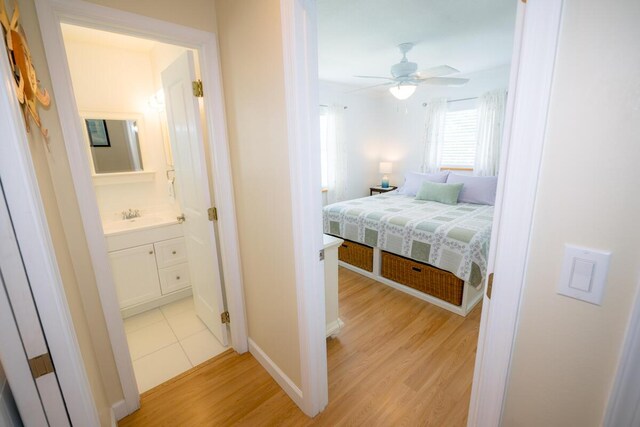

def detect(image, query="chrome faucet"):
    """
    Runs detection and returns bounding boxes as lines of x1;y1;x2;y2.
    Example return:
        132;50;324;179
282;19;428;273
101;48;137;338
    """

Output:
121;209;141;220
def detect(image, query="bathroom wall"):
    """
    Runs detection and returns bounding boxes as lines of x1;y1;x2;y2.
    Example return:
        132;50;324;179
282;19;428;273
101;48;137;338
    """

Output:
62;35;181;222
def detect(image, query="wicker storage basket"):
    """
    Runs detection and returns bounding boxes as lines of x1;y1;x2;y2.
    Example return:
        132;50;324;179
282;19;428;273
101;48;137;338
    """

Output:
381;251;464;306
338;240;373;272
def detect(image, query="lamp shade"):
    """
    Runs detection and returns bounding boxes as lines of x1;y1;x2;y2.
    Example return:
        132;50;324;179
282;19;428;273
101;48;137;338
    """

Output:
389;84;417;100
379;162;393;174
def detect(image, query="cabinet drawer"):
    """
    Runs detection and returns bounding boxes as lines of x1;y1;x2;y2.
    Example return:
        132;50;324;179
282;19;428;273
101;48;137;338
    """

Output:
154;238;188;268
159;263;191;295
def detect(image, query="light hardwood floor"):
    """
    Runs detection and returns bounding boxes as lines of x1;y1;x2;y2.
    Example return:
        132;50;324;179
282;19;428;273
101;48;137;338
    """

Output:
119;267;482;426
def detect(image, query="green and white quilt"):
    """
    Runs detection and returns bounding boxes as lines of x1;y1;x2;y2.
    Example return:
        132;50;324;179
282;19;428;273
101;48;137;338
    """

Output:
323;193;493;288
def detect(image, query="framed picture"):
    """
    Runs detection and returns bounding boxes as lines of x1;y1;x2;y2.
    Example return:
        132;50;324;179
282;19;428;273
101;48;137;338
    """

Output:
85;119;111;147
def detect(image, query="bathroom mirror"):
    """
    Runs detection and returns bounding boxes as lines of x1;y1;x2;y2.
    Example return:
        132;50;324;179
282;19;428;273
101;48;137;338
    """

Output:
85;119;144;174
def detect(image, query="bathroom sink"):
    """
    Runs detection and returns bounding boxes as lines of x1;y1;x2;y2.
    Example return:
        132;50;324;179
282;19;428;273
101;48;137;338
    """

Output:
102;214;179;236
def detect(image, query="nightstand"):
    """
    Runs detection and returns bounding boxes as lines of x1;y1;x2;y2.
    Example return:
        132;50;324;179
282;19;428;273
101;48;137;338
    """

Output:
370;186;397;196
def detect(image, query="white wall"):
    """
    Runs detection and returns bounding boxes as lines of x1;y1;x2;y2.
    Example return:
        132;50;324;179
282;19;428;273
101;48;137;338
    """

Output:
502;1;640;425
0;362;22;427
318;81;387;201
319;65;511;198
63;38;180;221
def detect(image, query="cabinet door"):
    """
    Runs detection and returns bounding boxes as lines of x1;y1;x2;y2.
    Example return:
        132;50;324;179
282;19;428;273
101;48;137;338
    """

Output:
109;244;161;308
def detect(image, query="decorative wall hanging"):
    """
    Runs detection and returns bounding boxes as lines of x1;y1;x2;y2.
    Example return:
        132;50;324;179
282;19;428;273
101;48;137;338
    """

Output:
1;1;50;138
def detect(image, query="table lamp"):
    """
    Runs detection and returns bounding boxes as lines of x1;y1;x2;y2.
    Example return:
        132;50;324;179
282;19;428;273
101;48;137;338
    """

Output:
379;162;392;188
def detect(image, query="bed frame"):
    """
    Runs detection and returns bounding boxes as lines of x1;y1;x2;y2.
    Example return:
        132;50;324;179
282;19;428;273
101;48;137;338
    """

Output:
337;239;484;317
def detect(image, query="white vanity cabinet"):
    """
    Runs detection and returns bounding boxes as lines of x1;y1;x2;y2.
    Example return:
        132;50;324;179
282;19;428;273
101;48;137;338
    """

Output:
108;228;192;315
110;244;162;308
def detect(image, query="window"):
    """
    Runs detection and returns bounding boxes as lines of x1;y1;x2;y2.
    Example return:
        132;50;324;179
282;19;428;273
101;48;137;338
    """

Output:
441;108;479;169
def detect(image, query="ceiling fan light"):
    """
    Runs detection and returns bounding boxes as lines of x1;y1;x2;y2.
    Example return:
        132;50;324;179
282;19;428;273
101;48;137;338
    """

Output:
389;84;417;100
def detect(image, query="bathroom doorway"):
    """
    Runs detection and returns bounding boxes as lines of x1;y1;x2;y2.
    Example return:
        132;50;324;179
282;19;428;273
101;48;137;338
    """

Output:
60;24;228;393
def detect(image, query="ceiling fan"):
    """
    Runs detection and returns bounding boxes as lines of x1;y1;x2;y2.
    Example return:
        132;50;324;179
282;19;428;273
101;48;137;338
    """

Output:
355;42;469;100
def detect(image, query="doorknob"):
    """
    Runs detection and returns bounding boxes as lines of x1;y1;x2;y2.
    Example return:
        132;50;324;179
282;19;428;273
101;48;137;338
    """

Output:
177;214;185;223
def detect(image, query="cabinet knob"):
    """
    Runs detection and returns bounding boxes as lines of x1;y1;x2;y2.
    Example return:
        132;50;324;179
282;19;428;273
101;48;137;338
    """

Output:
176;276;181;280
172;251;177;255
149;251;154;255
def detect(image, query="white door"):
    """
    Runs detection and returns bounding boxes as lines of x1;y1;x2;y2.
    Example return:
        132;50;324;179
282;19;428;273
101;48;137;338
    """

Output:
162;51;228;345
110;244;162;308
0;181;70;426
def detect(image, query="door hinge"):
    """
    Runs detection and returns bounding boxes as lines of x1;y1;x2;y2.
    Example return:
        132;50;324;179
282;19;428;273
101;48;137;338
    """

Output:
29;353;54;379
192;80;204;97
221;311;230;324
208;207;218;221
319;249;325;261
486;272;494;299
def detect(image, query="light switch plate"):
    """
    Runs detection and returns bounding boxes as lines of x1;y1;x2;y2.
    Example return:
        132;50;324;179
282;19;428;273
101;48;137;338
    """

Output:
557;245;611;305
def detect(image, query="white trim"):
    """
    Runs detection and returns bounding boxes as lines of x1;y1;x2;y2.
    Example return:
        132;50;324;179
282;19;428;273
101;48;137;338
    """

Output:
120;287;192;319
467;1;565;425
0;25;99;425
111;399;128;422
248;339;304;409
603;281;640;427
35;0;248;415
280;0;329;417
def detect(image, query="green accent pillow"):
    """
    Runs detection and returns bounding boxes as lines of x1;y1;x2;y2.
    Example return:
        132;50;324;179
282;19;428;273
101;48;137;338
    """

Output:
415;181;463;205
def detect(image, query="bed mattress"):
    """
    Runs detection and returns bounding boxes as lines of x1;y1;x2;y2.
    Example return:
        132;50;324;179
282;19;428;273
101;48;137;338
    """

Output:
323;193;493;287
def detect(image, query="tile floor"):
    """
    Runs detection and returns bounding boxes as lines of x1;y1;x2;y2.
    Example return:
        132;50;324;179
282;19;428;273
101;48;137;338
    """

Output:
124;297;227;392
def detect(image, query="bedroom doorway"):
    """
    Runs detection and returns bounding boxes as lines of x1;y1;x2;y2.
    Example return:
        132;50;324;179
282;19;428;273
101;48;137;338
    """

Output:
283;0;565;422
314;1;514;422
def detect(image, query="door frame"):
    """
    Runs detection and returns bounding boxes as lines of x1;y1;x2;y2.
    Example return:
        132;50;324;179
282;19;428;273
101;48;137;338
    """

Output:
280;0;328;416
0;29;99;425
35;0;248;418
280;0;566;421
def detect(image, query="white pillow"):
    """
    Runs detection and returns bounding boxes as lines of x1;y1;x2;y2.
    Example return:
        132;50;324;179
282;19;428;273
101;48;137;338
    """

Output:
446;174;498;205
397;171;450;196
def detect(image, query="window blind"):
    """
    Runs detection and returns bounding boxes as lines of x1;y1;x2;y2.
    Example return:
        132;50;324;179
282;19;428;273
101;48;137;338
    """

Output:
441;109;479;168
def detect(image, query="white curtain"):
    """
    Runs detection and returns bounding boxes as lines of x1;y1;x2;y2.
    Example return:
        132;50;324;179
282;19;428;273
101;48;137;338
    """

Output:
420;98;448;173
321;105;347;204
474;89;507;176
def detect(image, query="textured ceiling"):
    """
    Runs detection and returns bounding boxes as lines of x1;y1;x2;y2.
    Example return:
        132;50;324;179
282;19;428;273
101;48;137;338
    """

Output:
317;0;517;87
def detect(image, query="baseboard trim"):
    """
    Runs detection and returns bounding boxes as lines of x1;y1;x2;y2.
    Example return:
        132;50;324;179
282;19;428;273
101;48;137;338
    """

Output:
248;338;303;409
120;288;192;318
111;399;128;422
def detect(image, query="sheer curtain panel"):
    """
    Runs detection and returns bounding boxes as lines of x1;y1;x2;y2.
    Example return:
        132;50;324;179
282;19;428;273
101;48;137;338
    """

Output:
420;98;448;173
474;89;507;176
321;105;347;204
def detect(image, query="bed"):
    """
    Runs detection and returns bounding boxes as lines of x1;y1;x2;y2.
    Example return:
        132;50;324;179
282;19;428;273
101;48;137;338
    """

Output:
323;191;493;316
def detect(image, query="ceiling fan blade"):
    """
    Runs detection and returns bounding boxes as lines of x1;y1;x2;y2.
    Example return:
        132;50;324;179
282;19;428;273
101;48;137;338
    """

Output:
346;82;394;93
418;77;470;86
414;65;460;79
354;75;396;81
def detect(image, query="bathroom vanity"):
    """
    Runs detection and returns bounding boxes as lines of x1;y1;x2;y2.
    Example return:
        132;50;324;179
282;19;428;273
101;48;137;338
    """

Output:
104;216;192;318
